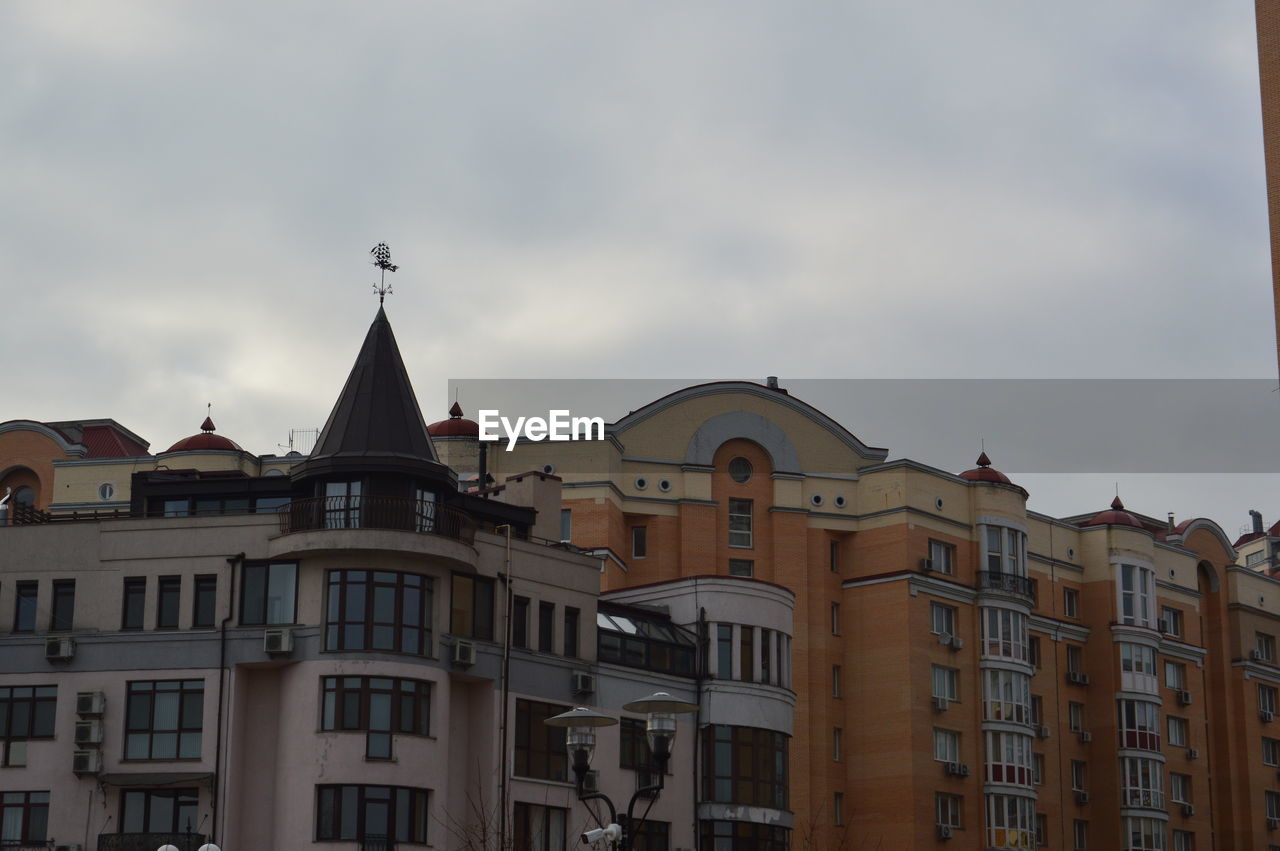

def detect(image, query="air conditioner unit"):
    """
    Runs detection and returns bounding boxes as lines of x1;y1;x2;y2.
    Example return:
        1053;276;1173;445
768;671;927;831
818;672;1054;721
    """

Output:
1187;748;1199;760
920;558;934;572
1177;690;1192;706
1264;710;1276;724
1074;791;1089;805
936;825;953;840
76;690;105;717
949;636;964;651
263;627;294;655
73;720;103;746
1254;650;1266;661
1269;817;1279;831
944;762;969;777
580;769;600;793
72;749;101;775
937;633;952;647
1038;725;1051;739
572;672;596;695
1067;671;1090;686
933;696;949;712
1182;803;1195;817
45;636;75;661
1078;731;1093;743
452;640;476;667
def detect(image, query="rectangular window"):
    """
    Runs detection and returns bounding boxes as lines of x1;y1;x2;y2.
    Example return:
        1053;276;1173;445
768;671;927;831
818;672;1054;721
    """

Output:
1172;830;1195;851
1067;644;1083;674
761;629;772;684
122;577;146;630
1118;699;1161;750
932;665;958;701
563;607;580;658
1071;760;1086;792
831;602;840;636
0;790;48;844
632;526;647;559
1166;661;1187;691
1259;632;1277;662
728;498;753;548
1170;772;1191;804
834;791;844;826
316;784;429;842
322;480;362;529
450;573;495;641
326;570;432;655
125;679;204;760
929;539;955;574
740;626;754;682
1162;606;1184;637
832;664;842;699
120;788;197;833
633;820;669;851
1073;820;1088;851
1033;753;1045;785
321;676;431;759
512;596;530;650
1269;790;1280;819
716;624;733;678
192;575;216;629
620;717;654;771
0;686;57;768
1264;737;1280;766
832;726;842;762
240;561;298;625
1031;695;1044;725
931;602;957;637
13;582;37;633
936;792;962;828
539;602;555;653
156;576;181;629
830;539;840;573
50;580;75;632
1119;564;1156;628
1063;587;1079;618
728;558;754;577
1168;717;1188;748
560;508;572;543
1262;684;1279;715
701;724;788;809
1069;702;1085;733
1029;635;1041;667
514;699;568;781
933;728;959;762
514;802;567;851
1036;814;1047;848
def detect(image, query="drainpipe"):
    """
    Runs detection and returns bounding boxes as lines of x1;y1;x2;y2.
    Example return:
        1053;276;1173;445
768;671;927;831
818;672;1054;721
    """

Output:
213;552;244;843
495;525;514;849
695;605;708;844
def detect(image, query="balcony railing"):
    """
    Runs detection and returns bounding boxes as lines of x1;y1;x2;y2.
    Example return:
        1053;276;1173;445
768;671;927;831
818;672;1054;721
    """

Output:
361;836;395;851
98;834;208;851
278;496;477;545
976;571;1037;602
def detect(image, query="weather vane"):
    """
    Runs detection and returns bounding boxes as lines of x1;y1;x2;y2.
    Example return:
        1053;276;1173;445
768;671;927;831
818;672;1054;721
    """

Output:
370;242;398;303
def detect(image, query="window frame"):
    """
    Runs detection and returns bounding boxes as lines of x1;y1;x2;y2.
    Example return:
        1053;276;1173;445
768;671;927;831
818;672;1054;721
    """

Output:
50;579;75;632
1063;587;1079;618
0;790;48;845
728;498;753;549
239;561;299;626
320;676;432;760
932;665;959;702
631;526;647;559
122;577;146;630
192;574;217;630
929;539;955;575
450;573;495;642
514;699;569;782
13;581;37;633
931;602;957;637
124;679;205;761
315;784;429;843
119;787;197;833
156;575;181;629
514;802;567;851
327;569;432;655
933;727;960;763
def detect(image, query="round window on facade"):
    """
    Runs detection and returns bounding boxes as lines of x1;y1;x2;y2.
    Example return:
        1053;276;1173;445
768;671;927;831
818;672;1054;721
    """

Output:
935;497;944;510
728;457;753;483
1067;547;1076;560
542;464;555;475
98;483;116;501
834;495;846;508
811;494;824;507
635;477;648;491
658;479;672;492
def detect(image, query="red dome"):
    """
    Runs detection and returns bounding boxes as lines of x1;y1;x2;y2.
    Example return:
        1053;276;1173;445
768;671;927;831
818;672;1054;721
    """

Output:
164;417;243;453
1084;496;1143;529
959;451;1013;485
428;402;479;438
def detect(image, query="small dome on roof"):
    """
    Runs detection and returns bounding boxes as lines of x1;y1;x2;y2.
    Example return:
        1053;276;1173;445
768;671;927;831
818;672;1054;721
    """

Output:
428;402;479;438
959;451;1013;485
163;417;243;453
1084;495;1143;529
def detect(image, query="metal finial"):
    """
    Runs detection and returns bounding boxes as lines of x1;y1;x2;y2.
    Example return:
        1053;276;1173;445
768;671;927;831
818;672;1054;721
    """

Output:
370;242;398;304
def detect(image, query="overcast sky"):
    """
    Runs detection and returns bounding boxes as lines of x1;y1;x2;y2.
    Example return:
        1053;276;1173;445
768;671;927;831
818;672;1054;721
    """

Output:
2;2;1277;537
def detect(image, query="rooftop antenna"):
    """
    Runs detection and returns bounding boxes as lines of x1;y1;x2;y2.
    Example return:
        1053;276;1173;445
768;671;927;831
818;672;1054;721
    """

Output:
371;242;398;304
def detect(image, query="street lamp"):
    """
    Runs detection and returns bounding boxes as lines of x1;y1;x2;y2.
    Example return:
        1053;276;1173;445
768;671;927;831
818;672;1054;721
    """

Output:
545;691;699;849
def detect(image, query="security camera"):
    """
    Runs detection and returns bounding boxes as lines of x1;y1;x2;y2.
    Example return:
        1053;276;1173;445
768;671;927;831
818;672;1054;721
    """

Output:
581;824;622;844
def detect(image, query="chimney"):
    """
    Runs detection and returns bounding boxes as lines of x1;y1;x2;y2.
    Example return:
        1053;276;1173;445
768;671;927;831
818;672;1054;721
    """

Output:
766;376;779;390
1252;509;1265;535
1167;512;1175;531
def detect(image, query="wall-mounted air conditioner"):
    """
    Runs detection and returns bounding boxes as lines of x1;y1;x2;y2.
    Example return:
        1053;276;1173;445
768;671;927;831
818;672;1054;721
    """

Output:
264;627;294;655
572;672;595;695
452;640;476;667
76;690;105;717
72;750;101;775
45;637;75;661
73;720;103;746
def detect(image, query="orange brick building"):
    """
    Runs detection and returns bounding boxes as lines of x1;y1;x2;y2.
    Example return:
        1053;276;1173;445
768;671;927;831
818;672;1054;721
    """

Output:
1257;0;1280;380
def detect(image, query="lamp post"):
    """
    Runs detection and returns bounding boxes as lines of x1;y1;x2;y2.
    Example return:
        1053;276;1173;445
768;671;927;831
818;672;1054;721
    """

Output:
544;691;699;850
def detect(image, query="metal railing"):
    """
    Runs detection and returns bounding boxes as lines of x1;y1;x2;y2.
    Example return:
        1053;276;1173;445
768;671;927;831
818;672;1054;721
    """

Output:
976;571;1037;602
98;834;208;851
279;496;477;545
360;836;395;851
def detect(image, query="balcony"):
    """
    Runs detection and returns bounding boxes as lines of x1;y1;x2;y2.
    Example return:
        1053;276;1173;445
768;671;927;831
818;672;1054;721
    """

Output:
97;834;208;851
976;571;1036;604
278;496;477;545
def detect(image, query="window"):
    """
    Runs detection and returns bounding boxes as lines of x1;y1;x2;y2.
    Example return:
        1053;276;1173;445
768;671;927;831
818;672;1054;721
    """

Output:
933;728;959;763
830;539;840;573
327;570;432;654
0;791;48;845
1269;790;1280;820
1249;550;1267;567
1173;830;1195;851
559;508;571;543
1262;684;1279;716
1259;633;1277;662
1073;819;1088;851
1264;736;1280;766
316;785;429;843
936;792;962;828
716;624;733;678
1033;753;1045;785
192;575;216;629
1120;643;1159;693
633;819;670;851
986;794;1035;850
50;580;74;632
0;686;56;767
1036;814;1048;848
831;602;840;635
1165;661;1186;691
240;561;298;625
539;602;555;652
931;602;957;637
632;526;647;559
728;498;753;548
1162;606;1184;638
563;607;580;658
728;558;754;577
596;608;697;677
761;629;772;684
321;676;431;759
834;792;844;826
514;699;568;781
620;717;655;771
514;803;568;851
120;788;198;833
1068;702;1084;733
1124;817;1167;850
985;730;1034;785
929;539;955;574
832;664;842;699
1168;717;1188;748
1031;695;1044;726
932;665;958;701
125;680;204;760
1067;644;1084;674
512;596;530;649
1118;700;1161;751
699;822;788;851
156;576;181;629
323;480;362;528
1070;760;1086;792
122;577;146;630
1029;635;1042;667
1063;587;1079;618
832;726;842;761
13;582;36;633
983;669;1032;724
1119;564;1156;628
728;457;753;483
450;573;494;641
985;526;1026;575
740;626;754;682
1121;756;1165;808
701;725;788;809
1169;772;1191;804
